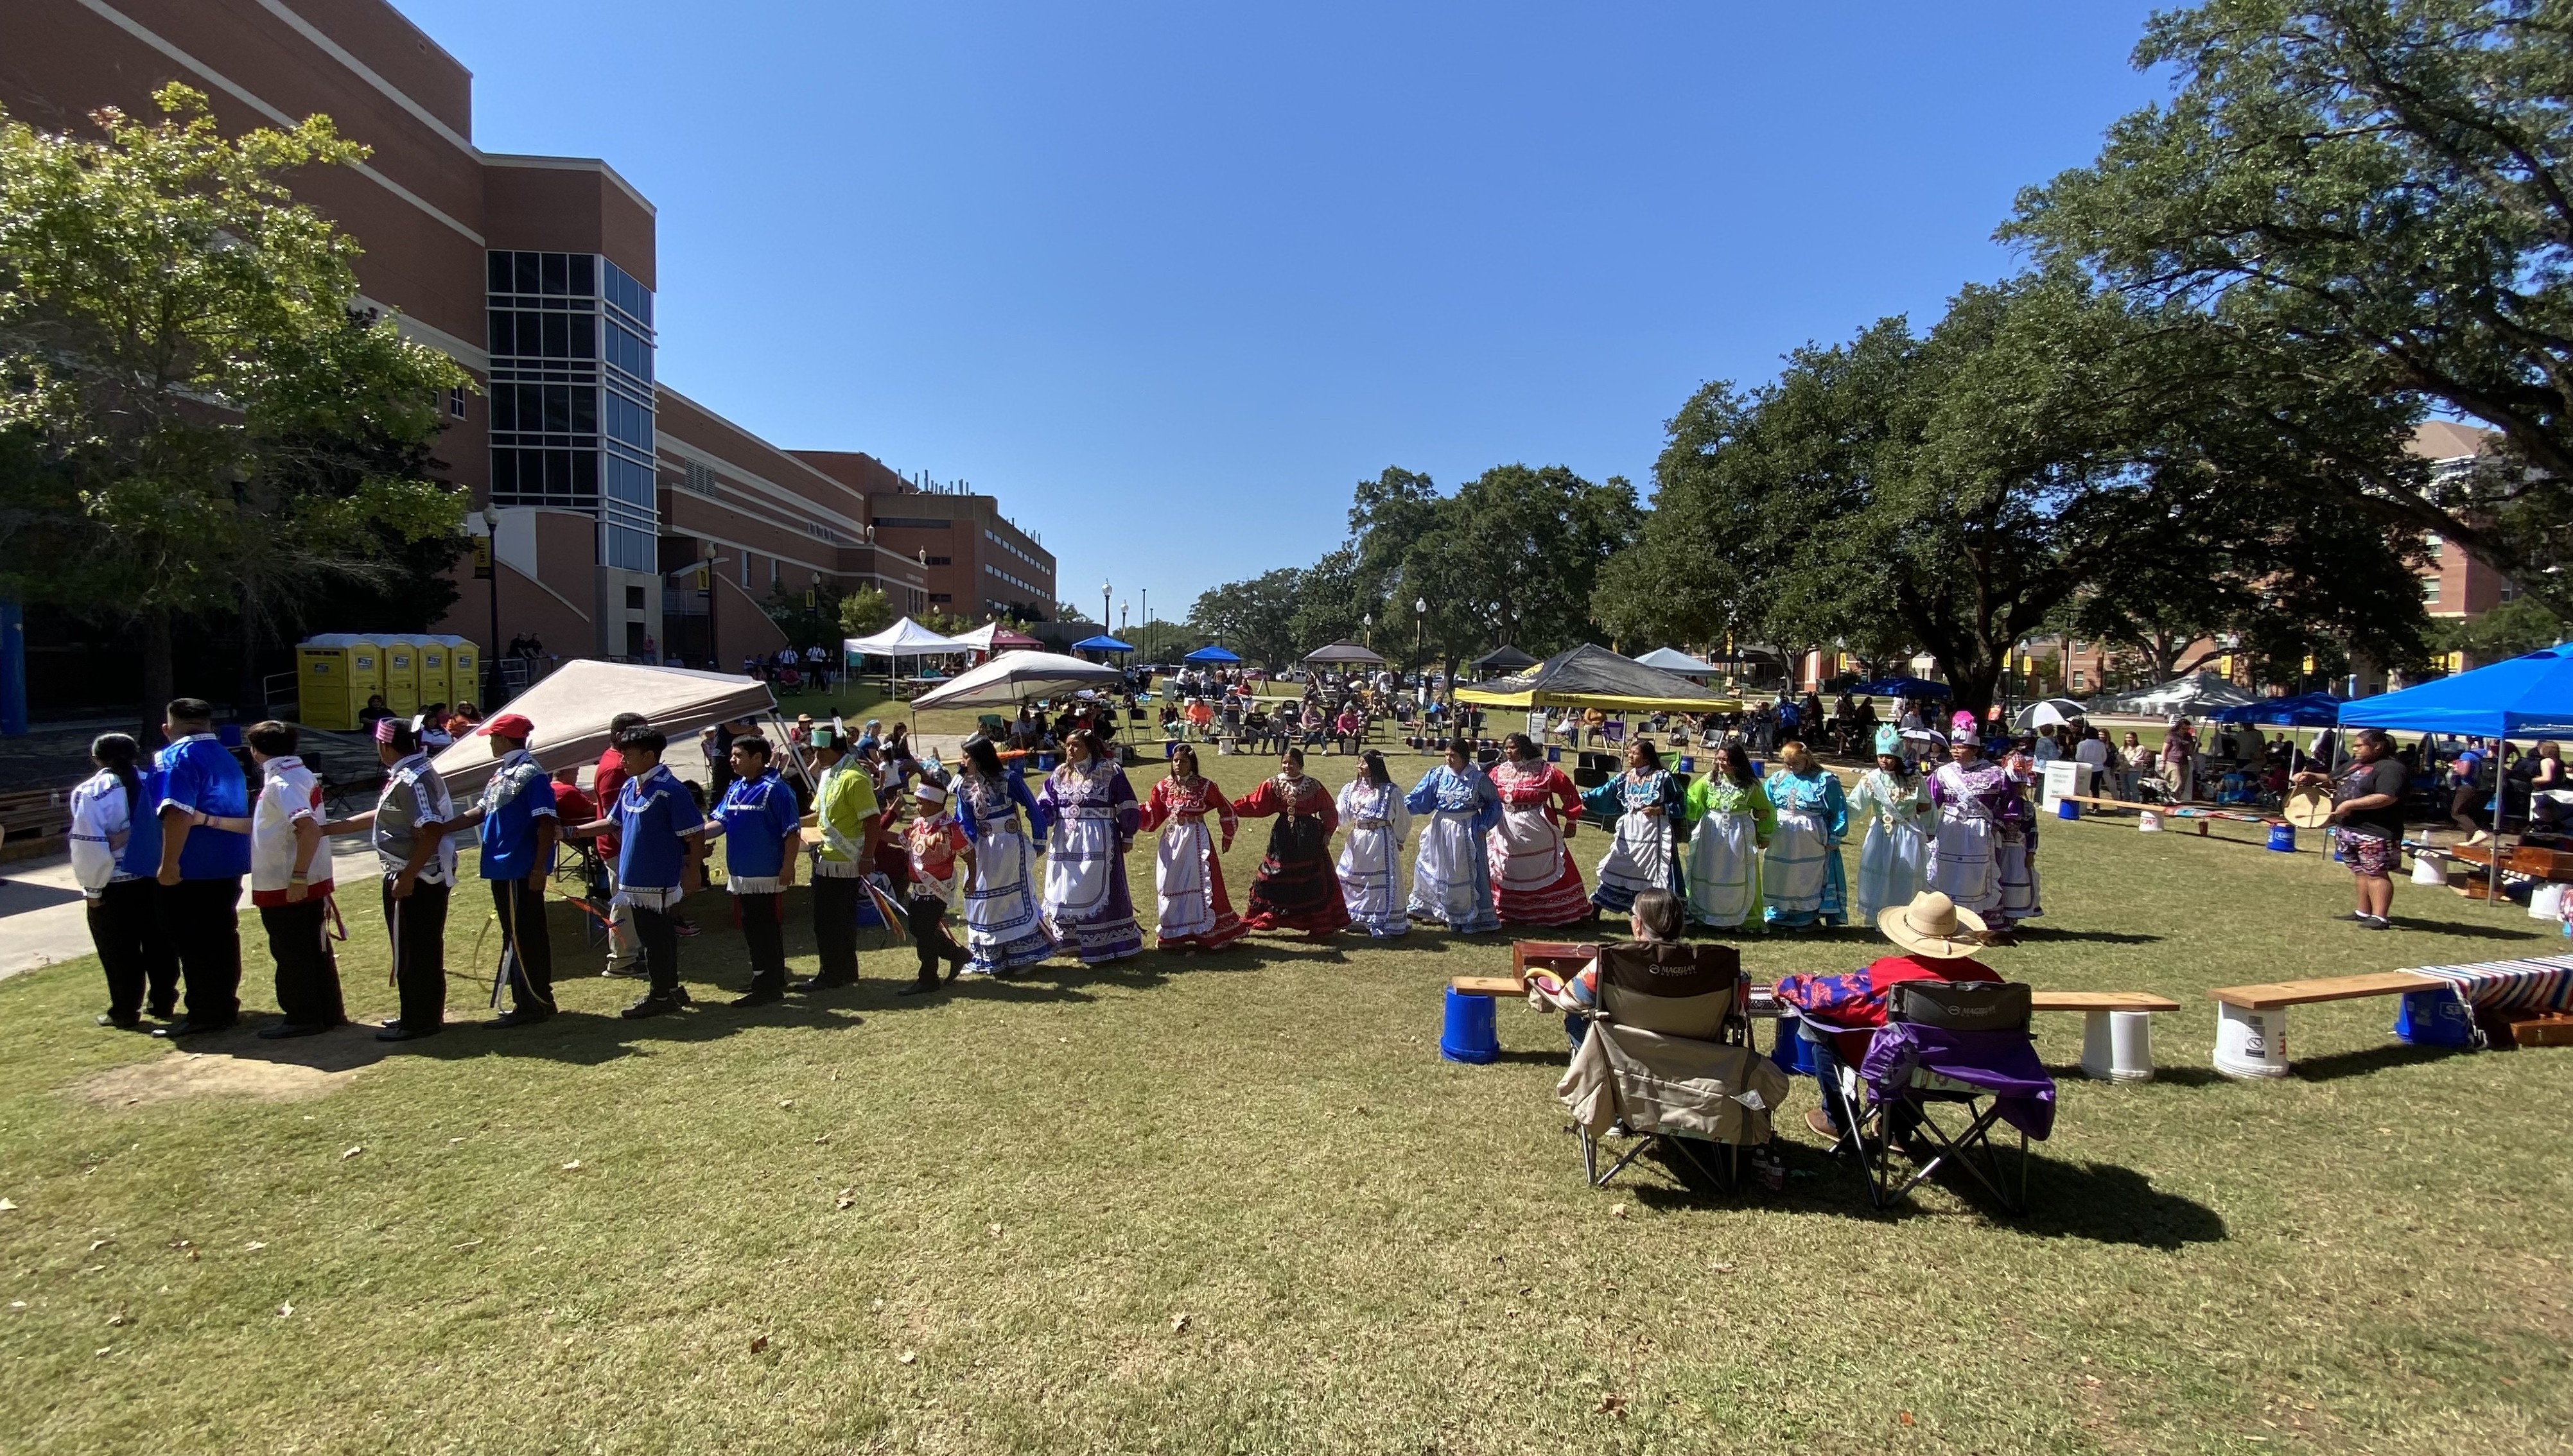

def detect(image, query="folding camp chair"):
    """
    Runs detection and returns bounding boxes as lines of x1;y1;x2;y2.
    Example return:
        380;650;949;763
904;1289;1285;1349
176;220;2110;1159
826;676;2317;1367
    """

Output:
1816;980;2050;1215
1567;943;1775;1191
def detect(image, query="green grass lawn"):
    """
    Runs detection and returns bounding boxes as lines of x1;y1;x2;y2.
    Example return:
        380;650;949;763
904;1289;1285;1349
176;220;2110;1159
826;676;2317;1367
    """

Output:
5;747;2570;1454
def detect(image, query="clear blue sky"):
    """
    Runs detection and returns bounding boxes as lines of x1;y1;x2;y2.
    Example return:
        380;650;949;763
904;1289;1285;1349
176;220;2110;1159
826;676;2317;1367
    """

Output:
396;1;2169;628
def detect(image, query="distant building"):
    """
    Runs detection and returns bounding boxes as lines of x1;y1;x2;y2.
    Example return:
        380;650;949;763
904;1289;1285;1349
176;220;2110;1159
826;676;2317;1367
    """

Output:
791;456;1057;622
3;0;1047;686
2407;420;2523;639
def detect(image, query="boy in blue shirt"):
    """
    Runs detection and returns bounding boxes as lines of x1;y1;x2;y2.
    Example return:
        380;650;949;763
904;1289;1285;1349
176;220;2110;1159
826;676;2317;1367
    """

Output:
435;712;559;1027
151;698;252;1037
567;727;706;1019
706;735;803;1007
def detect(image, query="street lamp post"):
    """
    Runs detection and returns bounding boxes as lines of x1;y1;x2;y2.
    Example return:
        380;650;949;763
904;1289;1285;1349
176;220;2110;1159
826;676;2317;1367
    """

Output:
482;506;502;702
1101;579;1112;633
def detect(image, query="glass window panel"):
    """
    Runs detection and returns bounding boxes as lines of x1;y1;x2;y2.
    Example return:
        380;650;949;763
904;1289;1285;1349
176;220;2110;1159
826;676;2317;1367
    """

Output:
541;313;567;358
571;388;597;435
572;450;597;492
569;315;595;360
487;309;512;356
540;253;567;295
487;252;510;293
570;254;595;297
514;253;541;295
489;385;514;433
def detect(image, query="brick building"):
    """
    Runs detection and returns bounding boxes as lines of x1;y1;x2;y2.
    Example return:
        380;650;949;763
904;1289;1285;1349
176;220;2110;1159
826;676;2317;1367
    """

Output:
4;0;1045;689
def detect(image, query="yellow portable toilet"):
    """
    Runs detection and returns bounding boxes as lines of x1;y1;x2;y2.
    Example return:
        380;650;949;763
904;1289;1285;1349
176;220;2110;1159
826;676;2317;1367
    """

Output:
438;635;481;707
416;637;451;709
380;636;420;717
345;637;383;720
295;634;370;730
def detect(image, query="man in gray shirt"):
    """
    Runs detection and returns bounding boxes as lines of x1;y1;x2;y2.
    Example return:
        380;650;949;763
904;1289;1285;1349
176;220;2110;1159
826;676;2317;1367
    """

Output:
323;719;456;1039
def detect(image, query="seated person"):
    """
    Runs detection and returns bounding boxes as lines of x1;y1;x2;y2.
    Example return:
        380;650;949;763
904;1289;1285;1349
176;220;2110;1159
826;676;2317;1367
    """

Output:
1774;889;2003;1142
1526;887;1687;1053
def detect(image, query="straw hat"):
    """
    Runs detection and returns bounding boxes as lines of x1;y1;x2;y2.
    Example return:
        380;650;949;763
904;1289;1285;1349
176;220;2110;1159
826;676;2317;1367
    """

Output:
1877;890;1990;959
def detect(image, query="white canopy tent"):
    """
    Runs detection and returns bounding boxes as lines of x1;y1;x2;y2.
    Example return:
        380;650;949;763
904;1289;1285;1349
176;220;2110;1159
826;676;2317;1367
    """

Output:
1632;646;1718;676
950;621;1042;654
428;660;777;799
911;650;1125;709
2089;672;2260;718
844;616;972;659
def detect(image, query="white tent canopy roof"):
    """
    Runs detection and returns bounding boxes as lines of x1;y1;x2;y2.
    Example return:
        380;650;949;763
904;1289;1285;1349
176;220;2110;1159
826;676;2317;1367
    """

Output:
2089;672;2260;716
845;617;972;657
1631;647;1717;673
428;661;774;799
910;650;1125;709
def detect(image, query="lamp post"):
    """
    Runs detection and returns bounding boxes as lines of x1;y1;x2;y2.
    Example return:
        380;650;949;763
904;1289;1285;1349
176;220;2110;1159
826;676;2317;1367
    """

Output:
1101;578;1112;633
482;506;502;701
1121;600;1130;632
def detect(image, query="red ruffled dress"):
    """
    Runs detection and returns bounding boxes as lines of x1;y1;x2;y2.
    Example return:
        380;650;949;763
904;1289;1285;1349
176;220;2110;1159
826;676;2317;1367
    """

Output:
1486;759;1591;926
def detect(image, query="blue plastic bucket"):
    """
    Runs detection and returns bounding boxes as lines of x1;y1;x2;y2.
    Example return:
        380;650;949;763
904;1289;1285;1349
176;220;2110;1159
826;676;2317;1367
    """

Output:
1438;987;1499;1064
1677;754;1695;774
1750;760;1766;779
1770;1014;1819;1077
2265;823;2296;853
1545;745;1560;762
1036;753;1056;771
2057;797;2081;820
2393;988;2475;1047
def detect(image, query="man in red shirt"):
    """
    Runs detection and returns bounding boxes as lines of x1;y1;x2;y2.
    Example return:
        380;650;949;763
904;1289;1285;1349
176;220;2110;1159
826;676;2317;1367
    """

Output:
1776;889;2003;1143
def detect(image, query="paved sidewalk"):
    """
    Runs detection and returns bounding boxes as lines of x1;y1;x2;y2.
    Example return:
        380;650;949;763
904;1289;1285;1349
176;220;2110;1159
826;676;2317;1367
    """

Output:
0;836;383;983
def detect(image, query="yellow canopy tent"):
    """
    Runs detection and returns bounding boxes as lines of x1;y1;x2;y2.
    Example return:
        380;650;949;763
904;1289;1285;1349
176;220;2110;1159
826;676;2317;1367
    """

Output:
1454;643;1741;714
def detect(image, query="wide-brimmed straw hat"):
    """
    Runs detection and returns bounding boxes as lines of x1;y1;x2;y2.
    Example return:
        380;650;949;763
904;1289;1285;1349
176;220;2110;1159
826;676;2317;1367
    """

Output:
1877;890;1989;959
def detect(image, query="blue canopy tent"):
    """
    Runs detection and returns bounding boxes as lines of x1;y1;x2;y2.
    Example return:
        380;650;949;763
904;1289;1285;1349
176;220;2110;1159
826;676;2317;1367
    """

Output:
1855;677;1951;699
1183;645;1241;664
2215;692;2348;727
2338;646;2573;905
1072;635;1136;655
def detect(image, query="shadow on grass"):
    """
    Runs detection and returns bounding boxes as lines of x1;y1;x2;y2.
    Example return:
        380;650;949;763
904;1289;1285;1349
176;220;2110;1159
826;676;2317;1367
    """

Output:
2009;926;2165;946
2380;915;2552;942
2291;1041;2466;1082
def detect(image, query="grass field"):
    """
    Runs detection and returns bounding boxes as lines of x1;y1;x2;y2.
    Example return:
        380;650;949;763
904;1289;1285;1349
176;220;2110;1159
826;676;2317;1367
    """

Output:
4;744;2570;1454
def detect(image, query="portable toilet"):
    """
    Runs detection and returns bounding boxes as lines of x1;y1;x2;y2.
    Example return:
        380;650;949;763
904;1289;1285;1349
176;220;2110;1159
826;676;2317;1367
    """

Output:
415;637;451;711
295;634;374;730
438;635;481;706
345;637;383;720
380;636;420;716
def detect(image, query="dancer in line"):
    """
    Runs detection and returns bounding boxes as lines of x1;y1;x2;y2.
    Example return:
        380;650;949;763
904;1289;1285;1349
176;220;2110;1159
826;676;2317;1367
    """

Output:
1925;725;2019;926
1137;743;1246;951
952;737;1056;976
1036;729;1144;964
1583;739;1684;916
1682;743;1772;932
1335;750;1411;937
1404;740;1501;933
1487;734;1589;927
1233;747;1350;938
69;732;177;1029
1760;740;1848;930
1849;729;1932;923
896;781;973;994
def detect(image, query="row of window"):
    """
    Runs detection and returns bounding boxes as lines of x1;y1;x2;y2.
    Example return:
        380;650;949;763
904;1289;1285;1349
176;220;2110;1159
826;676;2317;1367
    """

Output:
491;446;597;505
605;319;651;383
604;389;652;449
873;516;952;530
601;257;653;330
491;309;595;361
984;526;1046;569
488;250;595;300
489;382;597;437
987;561;1042;596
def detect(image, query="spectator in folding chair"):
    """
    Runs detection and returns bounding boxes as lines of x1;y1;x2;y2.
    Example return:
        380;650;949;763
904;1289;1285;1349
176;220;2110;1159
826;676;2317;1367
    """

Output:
1775;890;2055;1212
1535;888;1788;1188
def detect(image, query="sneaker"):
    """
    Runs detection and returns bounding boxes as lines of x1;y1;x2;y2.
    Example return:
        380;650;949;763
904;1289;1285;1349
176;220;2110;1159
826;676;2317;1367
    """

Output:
375;1023;440;1042
729;987;785;1009
620;994;680;1019
2336;912;2376;923
487;1007;553;1028
150;1018;235;1039
603;962;647;978
2357;915;2392;931
896;980;941;997
256;1021;332;1039
96;1012;140;1030
789;975;853;993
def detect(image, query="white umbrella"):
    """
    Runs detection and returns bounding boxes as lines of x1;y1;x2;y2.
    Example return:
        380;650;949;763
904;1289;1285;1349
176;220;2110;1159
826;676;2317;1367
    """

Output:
911;650;1125;709
429;660;775;799
2011;697;2089;731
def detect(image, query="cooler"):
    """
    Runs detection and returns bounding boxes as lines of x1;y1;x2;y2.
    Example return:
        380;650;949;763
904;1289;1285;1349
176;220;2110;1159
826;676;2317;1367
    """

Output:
380;637;420;716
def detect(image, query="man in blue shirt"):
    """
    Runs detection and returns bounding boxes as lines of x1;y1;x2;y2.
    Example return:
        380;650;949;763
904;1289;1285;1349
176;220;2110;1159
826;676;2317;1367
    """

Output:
150;698;252;1038
435;712;559;1028
706;735;803;1007
567;727;706;1019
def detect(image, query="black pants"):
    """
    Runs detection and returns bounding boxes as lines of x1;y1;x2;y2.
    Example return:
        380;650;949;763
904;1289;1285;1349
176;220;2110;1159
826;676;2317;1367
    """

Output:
811;875;860;985
259;897;343;1028
384;876;450;1033
907;894;961;984
491;876;555;1012
159;876;243;1027
631;900;681;997
88;878;178;1022
736;891;786;991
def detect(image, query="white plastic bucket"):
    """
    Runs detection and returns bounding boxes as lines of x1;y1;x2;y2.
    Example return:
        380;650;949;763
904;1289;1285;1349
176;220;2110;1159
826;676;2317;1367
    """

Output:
2531;882;2568;921
2213;1003;2290;1079
2138;811;2161;833
2412;855;2448;887
2078;1009;2157;1084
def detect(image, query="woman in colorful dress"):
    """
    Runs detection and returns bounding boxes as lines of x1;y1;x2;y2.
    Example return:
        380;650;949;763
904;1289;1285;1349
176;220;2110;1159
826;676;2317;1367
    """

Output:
1334;750;1412;937
1033;729;1144;965
1404;739;1501;932
1137;743;1246;952
1849;728;1933;922
1993;736;2043;938
1486;733;1591;926
1924;726;2022;930
1682;743;1773;931
1232;747;1350;938
1761;739;1849;929
952;736;1058;976
1582;739;1685;915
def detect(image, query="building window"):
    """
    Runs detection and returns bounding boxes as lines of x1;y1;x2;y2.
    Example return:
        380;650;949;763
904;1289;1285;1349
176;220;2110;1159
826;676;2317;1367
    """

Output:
929;593;952;604
683;460;719;497
487;250;656;538
873;517;953;530
448;386;467;419
625;585;646;609
2423;576;2443;603
925;555;952;566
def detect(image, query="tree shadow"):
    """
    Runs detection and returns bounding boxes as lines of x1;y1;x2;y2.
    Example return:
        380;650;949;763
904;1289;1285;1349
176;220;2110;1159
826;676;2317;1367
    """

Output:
2291;1041;2466;1082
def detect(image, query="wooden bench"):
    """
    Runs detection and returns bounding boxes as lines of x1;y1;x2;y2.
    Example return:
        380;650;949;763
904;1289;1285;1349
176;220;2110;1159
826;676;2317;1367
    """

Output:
0;787;72;863
2206;971;2442;1079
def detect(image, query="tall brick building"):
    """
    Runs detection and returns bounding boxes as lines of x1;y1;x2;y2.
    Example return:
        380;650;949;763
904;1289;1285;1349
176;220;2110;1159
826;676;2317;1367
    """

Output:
3;0;1052;684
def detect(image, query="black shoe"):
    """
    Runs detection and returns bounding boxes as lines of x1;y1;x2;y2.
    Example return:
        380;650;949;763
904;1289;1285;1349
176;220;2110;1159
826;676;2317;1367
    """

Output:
897;980;941;996
150;1018;234;1039
670;985;695;1007
256;1021;332;1039
790;975;853;993
672;917;701;939
730;987;785;1009
2357;915;2393;931
943;958;964;984
376;1024;440;1042
96;1012;140;1030
603;962;647;978
620;994;680;1019
488;1007;553;1028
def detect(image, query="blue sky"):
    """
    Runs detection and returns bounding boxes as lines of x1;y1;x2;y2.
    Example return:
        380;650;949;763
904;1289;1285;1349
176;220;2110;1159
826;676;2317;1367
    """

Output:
397;1;2169;628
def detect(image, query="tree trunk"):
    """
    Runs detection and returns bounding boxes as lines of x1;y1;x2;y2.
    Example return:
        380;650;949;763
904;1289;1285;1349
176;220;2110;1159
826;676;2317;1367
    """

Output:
137;609;173;747
237;586;263;721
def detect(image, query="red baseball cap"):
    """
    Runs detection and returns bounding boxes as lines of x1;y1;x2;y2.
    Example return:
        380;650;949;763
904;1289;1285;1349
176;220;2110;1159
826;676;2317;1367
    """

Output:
478;713;536;740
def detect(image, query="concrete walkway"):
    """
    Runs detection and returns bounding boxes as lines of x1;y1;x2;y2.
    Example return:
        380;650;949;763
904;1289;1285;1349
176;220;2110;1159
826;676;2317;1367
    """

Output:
0;836;384;984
